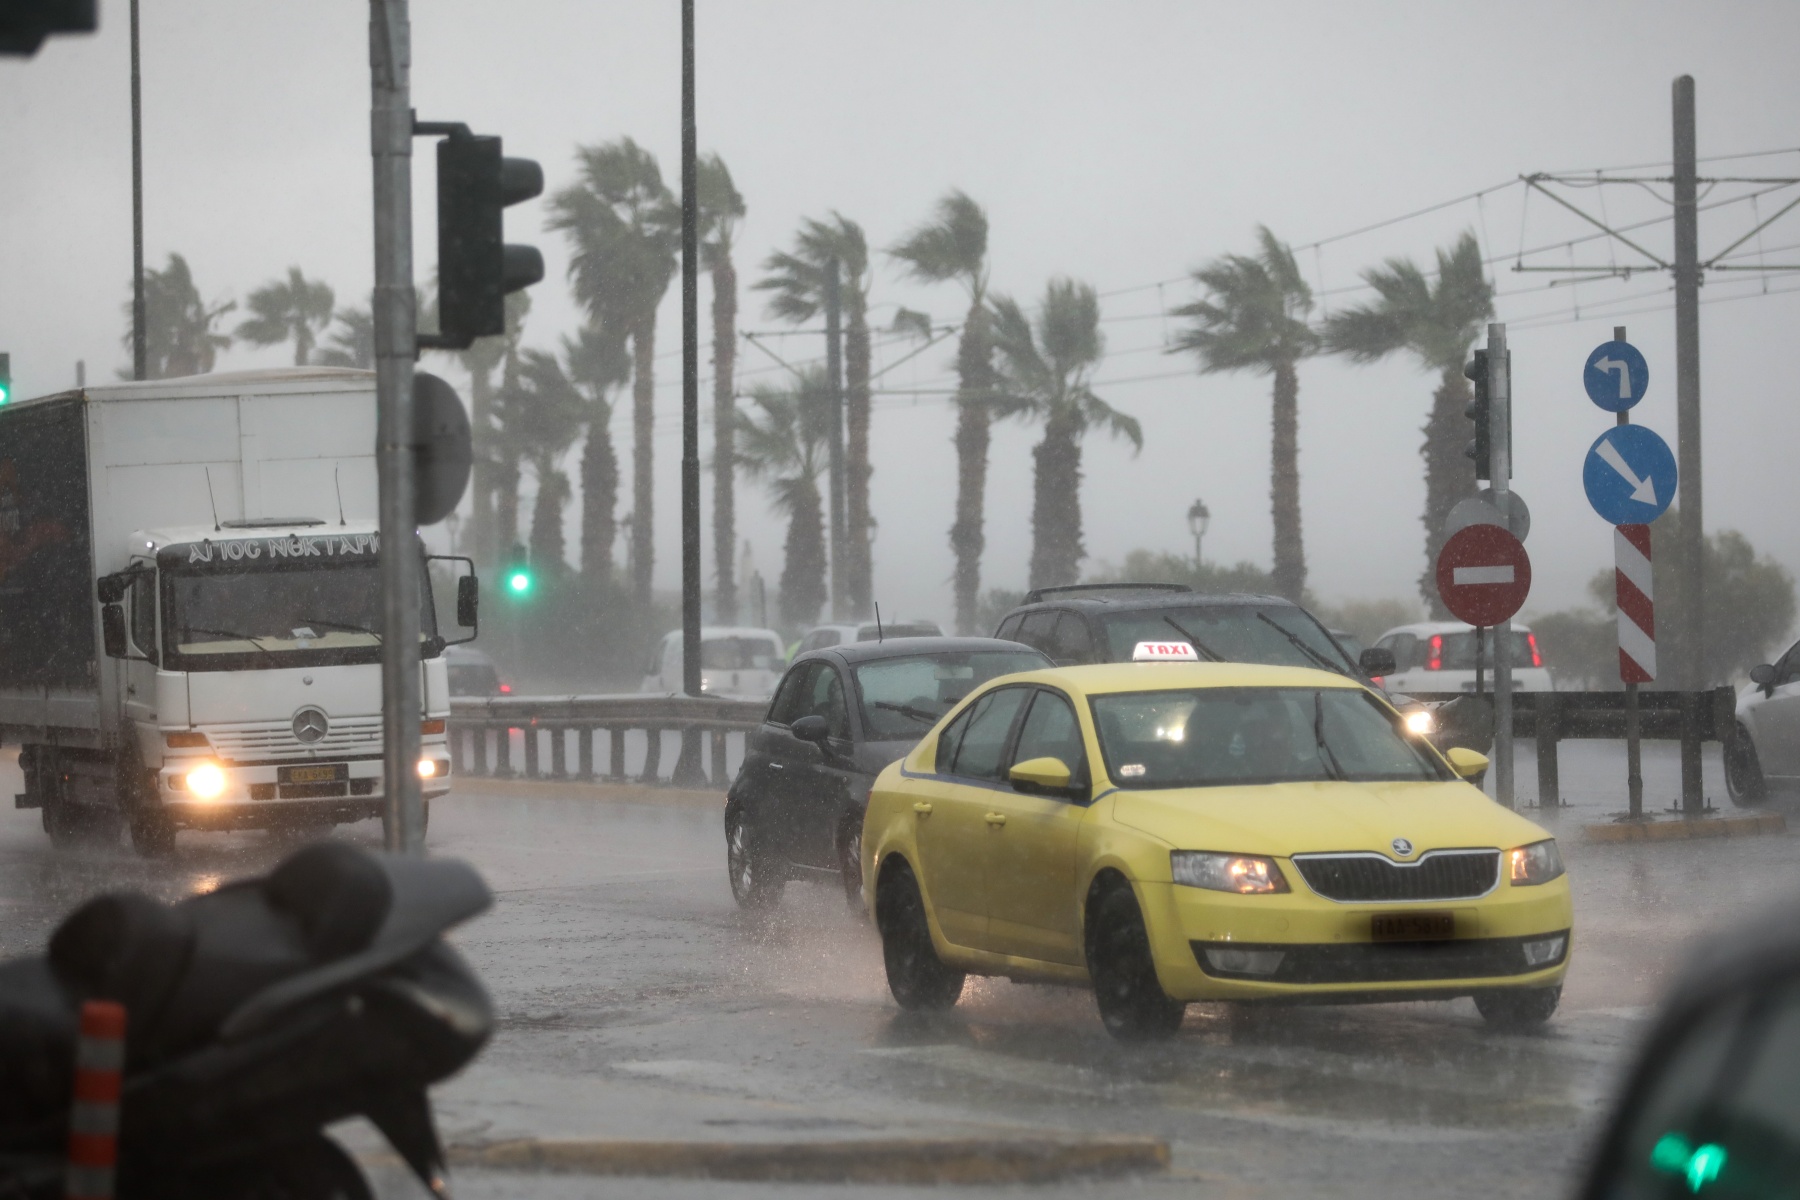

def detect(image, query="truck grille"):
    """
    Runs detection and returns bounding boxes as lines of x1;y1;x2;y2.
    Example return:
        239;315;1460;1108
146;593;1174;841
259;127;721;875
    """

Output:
1292;850;1499;902
207;717;383;761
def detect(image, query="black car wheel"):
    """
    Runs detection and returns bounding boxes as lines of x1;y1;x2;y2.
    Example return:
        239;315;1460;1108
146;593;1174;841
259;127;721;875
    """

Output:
874;860;964;1010
837;814;865;913
725;801;784;909
1725;724;1768;807
1086;878;1185;1042
1475;985;1561;1030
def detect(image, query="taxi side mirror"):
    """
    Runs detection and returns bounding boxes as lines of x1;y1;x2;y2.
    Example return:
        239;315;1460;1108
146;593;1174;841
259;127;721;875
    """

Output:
1445;747;1489;779
1009;756;1074;795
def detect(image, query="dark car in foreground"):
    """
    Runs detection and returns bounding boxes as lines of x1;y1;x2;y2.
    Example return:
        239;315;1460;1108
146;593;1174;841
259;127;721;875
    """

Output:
724;637;1049;910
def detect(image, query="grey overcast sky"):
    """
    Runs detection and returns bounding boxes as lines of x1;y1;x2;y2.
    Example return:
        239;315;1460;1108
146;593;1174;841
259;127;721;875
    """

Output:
4;2;1798;631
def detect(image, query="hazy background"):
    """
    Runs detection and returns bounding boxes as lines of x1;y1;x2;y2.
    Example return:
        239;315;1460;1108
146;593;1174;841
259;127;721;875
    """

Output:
4;1;1797;634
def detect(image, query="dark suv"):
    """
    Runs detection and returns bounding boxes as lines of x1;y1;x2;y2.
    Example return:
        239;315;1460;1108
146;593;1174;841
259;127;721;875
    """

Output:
992;583;1393;678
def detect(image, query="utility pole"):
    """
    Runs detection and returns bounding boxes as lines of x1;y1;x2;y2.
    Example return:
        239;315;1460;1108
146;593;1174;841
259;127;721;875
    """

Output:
680;0;701;698
1487;322;1515;810
1671;76;1704;690
129;0;145;381
824;258;846;620
369;0;424;853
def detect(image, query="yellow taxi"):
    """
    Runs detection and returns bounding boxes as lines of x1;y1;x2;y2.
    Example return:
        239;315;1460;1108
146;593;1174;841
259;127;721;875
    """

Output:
860;651;1573;1040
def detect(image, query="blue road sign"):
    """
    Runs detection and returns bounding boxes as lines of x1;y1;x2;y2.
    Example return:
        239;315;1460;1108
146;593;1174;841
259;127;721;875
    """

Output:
1584;424;1677;525
1584;339;1650;412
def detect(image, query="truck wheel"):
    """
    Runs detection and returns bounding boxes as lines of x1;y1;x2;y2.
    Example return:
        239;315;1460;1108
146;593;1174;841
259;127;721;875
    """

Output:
1475;985;1560;1030
1086;878;1185;1042
725;801;783;909
874;860;964;1010
130;813;177;858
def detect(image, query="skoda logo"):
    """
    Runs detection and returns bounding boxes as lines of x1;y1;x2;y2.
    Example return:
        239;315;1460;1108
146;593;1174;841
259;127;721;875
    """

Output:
1391;837;1415;858
292;707;330;745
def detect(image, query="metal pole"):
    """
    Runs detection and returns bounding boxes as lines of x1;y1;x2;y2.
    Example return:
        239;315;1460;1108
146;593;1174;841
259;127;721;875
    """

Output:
680;0;701;697
129;0;146;382
1487;322;1514;809
1672;76;1706;814
1615;326;1645;820
370;0;423;853
824;258;846;620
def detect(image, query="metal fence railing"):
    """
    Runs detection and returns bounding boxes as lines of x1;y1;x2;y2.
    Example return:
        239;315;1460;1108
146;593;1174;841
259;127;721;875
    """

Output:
448;694;767;789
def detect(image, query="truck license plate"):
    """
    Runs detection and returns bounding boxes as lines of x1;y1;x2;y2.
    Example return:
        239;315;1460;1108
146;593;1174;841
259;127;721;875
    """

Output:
280;763;347;785
1372;912;1454;942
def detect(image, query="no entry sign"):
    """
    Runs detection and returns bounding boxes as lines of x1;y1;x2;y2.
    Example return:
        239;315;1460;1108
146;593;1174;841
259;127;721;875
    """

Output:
1436;523;1532;627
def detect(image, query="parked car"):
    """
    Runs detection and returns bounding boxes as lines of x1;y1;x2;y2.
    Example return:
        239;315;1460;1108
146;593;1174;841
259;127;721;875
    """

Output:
1372;621;1554;695
795;618;944;654
724;637;1049;910
444;644;509;696
993;584;1393;681
1725;634;1800;805
642;627;787;700
861;656;1570;1041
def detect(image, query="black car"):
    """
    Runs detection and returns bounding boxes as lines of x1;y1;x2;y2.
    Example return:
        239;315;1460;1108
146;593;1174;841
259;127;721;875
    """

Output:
724;637;1050;910
992;583;1395;679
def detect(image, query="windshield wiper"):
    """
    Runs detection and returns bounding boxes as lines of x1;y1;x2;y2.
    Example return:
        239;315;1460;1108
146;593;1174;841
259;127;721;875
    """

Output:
1314;691;1346;781
873;700;942;725
296;616;383;643
1256;612;1350;676
1162;616;1225;661
181;626;280;665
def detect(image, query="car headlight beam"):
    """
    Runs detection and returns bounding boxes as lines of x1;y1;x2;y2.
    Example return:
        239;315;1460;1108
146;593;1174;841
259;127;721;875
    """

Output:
1403;709;1435;736
1171;851;1289;894
1508;839;1565;886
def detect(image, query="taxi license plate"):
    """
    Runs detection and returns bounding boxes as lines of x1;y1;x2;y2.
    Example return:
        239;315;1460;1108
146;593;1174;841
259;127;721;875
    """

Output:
279;764;347;785
1372;912;1454;942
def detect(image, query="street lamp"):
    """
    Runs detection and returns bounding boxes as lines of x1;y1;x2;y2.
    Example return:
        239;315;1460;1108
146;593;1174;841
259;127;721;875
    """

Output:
1187;499;1210;568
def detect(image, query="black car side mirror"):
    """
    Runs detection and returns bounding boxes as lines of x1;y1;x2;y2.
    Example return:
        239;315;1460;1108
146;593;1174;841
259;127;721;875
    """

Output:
1359;647;1397;677
791;714;831;745
1749;663;1776;692
101;604;128;659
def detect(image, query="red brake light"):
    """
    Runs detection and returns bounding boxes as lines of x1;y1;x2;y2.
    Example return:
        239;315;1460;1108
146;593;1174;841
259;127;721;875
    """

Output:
1426;635;1443;671
1528;632;1542;668
499;683;512;694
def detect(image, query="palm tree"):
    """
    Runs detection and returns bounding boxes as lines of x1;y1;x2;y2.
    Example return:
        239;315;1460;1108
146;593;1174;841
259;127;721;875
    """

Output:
494;349;586;579
435;291;532;575
121;253;234;379
1170;227;1320;603
236;267;335;366
757;213;876;619
698;154;746;622
889;191;994;633
1322;232;1493;615
563;321;632;583
736;368;833;629
547;138;680;605
314;306;374;369
991;279;1142;590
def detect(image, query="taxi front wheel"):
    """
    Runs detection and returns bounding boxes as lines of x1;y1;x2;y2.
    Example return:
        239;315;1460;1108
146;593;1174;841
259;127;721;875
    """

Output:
1087;879;1186;1042
1475;985;1561;1030
875;861;965;1010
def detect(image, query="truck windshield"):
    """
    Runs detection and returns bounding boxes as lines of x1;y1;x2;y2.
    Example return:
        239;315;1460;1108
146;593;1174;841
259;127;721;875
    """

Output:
163;559;437;670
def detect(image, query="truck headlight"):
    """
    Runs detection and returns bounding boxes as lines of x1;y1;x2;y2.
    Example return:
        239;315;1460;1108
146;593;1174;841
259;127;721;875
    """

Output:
417;757;447;779
1508;839;1564;886
1171;851;1289;894
185;763;227;800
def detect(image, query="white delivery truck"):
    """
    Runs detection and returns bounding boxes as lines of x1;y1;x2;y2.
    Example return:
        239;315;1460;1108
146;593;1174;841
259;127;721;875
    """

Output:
0;368;478;855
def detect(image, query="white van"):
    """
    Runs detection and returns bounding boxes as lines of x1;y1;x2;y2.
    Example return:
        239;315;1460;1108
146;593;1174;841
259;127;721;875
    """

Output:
641;627;787;700
1373;621;1555;694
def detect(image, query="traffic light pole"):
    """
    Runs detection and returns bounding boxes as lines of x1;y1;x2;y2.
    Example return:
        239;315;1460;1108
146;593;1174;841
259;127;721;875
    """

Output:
129;0;145;382
825;259;846;621
1486;322;1515;810
369;0;425;853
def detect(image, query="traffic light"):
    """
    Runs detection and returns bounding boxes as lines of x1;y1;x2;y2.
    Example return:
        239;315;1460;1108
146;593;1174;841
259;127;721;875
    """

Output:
420;124;544;350
0;353;11;406
0;0;96;57
1463;349;1491;481
503;545;534;598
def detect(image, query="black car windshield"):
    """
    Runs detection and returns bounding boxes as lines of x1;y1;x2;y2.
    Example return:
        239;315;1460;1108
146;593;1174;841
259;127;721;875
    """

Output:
855;650;1049;739
1090;687;1448;789
165;559;436;670
1098;605;1355;672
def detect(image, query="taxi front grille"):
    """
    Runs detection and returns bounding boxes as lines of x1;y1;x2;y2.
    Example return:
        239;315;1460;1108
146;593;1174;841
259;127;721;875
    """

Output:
1292;850;1499;902
1192;932;1566;984
206;718;383;761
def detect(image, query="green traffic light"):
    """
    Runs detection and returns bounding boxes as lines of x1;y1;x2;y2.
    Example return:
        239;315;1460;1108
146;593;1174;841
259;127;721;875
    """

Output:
1650;1132;1728;1193
508;570;532;595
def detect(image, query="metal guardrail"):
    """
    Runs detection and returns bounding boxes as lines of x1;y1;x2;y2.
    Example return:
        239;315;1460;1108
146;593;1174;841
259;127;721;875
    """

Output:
448;694;767;788
1409;687;1736;810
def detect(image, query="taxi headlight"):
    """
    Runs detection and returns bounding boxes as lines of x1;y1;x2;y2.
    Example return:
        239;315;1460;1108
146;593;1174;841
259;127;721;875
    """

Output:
185;763;227;801
1403;709;1436;735
1508;839;1565;886
1171;851;1289;894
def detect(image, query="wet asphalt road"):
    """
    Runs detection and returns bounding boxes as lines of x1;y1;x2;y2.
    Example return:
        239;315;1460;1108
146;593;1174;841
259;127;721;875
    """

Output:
1;743;1794;1200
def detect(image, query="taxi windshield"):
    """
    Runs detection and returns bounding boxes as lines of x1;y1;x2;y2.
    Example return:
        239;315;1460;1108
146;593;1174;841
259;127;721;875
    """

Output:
1090;686;1448;789
855;650;1049;739
1097;605;1356;673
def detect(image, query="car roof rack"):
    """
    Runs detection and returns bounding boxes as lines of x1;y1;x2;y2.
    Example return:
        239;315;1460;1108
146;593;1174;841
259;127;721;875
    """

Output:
1021;582;1194;604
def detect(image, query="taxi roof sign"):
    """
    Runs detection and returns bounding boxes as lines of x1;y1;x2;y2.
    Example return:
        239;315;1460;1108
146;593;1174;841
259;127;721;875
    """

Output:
1132;640;1198;663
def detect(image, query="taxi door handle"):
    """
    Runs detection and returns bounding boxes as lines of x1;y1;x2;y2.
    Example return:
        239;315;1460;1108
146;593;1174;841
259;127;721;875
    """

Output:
984;812;1007;827
912;802;933;815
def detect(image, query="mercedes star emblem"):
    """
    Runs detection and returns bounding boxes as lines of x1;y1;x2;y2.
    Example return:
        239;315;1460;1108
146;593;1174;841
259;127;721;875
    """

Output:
1391;837;1415;857
292;707;330;745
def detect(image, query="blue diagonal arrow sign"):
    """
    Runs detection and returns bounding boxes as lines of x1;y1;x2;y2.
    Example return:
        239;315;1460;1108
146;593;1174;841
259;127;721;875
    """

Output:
1583;424;1677;525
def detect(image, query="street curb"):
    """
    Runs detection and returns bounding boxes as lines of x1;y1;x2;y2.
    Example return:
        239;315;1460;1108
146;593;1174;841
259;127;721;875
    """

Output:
447;777;726;808
446;1135;1171;1184
1582;812;1787;842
